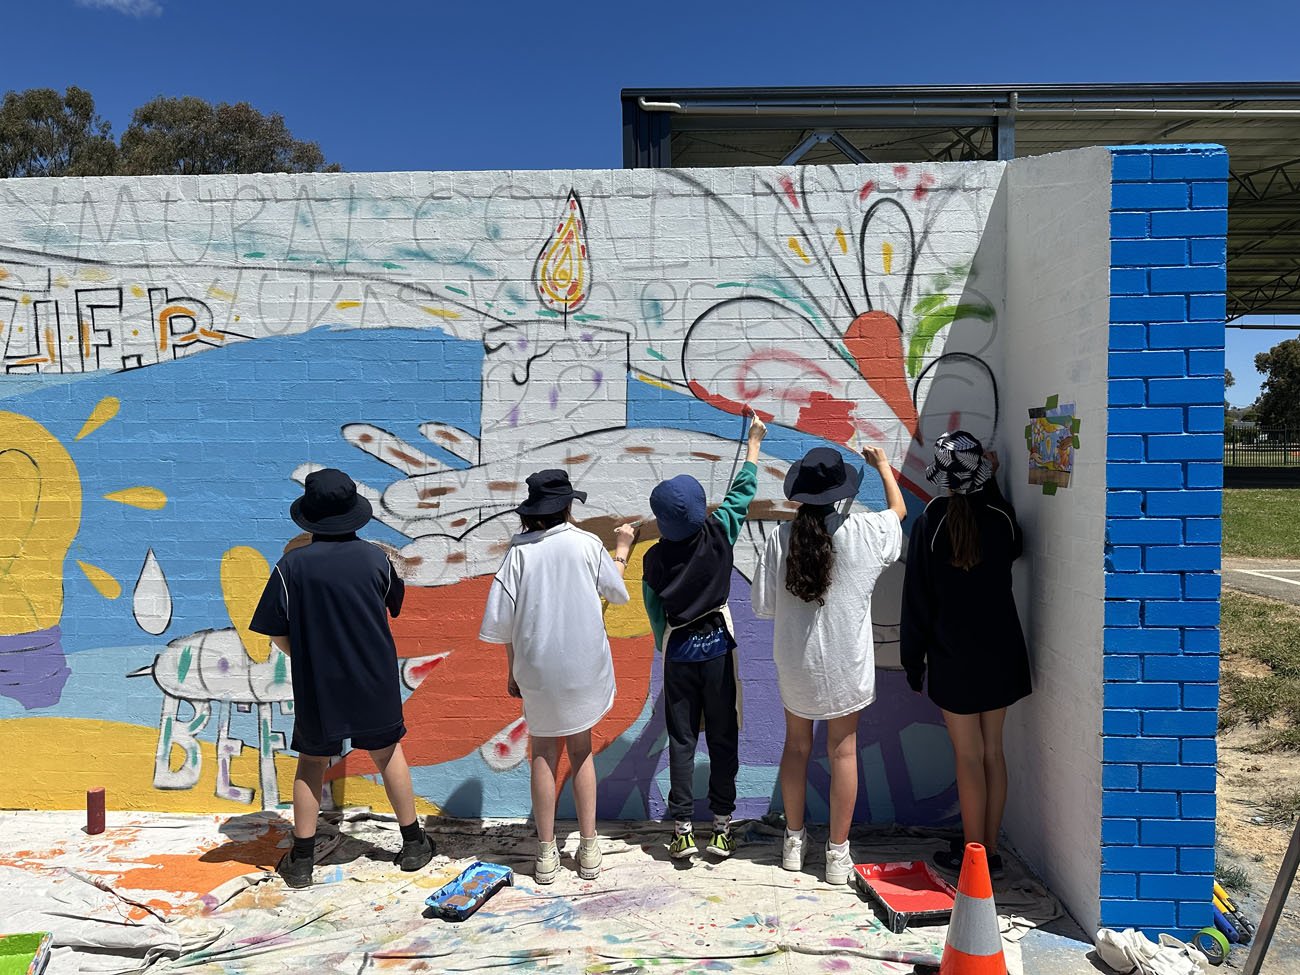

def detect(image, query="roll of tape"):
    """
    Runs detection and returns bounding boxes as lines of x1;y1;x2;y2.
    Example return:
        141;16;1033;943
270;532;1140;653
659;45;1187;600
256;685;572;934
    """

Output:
1194;927;1229;966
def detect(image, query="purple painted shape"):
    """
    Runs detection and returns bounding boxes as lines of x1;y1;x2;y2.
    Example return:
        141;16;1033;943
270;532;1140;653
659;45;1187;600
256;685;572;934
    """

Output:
598;572;957;825
516;338;528;351
548;387;559;409
592;370;603;390
507;406;519;427
0;626;71;709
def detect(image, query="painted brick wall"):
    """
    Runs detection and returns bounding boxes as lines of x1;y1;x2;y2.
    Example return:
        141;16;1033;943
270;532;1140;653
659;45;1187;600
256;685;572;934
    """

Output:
1102;144;1227;935
0;163;1005;825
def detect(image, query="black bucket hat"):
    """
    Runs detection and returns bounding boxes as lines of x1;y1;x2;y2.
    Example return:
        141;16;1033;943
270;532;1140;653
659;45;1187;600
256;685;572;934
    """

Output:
925;430;993;495
516;469;587;516
291;468;373;534
783;447;863;505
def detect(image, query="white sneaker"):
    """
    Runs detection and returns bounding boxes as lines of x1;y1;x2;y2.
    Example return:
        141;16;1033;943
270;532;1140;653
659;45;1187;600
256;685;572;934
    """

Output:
782;828;807;871
578;836;602;880
535;839;560;885
825;841;853;885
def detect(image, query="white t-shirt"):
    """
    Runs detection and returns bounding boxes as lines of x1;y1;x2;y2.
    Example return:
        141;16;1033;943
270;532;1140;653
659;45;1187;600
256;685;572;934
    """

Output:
753;510;903;720
479;523;629;737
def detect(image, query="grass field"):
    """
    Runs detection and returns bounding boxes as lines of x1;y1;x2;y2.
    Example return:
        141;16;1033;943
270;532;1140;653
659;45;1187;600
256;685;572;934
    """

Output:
1222;489;1300;559
1219;589;1300;751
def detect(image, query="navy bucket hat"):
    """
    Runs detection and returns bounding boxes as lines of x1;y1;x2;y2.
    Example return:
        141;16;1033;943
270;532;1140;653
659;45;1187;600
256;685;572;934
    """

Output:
783;447;862;505
516;469;587;516
291;468;373;534
650;474;707;542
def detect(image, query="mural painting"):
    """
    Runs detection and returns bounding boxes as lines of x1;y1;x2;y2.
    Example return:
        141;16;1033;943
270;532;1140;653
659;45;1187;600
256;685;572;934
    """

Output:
0;163;1004;824
1026;394;1081;495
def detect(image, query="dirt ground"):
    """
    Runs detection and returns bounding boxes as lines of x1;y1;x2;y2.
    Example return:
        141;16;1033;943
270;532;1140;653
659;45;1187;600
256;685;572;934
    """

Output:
1215;659;1300;969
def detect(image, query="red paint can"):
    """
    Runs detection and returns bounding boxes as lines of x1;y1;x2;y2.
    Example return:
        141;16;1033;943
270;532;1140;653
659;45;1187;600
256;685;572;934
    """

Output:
86;787;105;835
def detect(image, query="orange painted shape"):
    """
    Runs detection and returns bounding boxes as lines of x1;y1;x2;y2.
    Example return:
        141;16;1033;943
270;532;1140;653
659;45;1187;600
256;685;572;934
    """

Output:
844;310;917;435
796;390;857;445
157;305;198;353
686;380;774;424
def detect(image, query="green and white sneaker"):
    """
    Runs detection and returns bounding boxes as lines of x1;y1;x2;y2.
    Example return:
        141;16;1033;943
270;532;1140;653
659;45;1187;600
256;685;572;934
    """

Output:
668;825;698;859
705;817;736;858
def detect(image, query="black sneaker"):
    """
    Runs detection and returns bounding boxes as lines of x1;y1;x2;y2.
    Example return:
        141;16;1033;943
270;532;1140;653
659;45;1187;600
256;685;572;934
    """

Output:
932;849;962;873
932;848;1005;880
398;832;435;872
277;851;313;888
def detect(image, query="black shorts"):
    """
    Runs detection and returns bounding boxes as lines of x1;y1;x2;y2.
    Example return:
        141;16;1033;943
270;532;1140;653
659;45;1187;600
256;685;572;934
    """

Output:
293;722;407;758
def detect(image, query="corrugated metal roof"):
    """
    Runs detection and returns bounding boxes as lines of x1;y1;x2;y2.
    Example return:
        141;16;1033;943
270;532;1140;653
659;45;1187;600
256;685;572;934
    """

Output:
621;84;1300;317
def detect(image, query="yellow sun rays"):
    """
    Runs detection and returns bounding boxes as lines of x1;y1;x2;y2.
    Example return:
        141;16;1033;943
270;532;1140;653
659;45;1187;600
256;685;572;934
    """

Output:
75;396;119;441
104;487;168;510
64;396;167;602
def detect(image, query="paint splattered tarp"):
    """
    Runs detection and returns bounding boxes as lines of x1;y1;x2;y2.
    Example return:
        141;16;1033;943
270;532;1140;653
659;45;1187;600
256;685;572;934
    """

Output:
0;812;1061;974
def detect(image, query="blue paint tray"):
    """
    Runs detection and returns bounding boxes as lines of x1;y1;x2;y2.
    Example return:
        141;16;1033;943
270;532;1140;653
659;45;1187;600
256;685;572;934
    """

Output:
424;861;513;921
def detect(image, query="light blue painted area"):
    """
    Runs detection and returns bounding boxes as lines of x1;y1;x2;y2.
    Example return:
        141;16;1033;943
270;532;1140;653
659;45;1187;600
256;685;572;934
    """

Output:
0;644;163;725
3;326;480;656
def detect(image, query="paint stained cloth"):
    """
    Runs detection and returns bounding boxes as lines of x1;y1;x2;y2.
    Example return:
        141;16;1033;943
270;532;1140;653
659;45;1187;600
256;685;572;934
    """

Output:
900;483;1031;715
479;524;628;737
249;535;405;751
752;510;902;720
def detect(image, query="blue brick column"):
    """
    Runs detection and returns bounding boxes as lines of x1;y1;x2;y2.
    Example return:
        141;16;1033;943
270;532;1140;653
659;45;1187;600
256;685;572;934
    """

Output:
1103;144;1227;935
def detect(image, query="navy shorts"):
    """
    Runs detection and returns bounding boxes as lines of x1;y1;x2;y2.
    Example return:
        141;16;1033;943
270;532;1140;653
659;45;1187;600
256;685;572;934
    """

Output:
293;722;407;758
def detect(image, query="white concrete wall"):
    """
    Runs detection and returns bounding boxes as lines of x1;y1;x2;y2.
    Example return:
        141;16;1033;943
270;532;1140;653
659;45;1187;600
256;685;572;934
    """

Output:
1000;147;1113;931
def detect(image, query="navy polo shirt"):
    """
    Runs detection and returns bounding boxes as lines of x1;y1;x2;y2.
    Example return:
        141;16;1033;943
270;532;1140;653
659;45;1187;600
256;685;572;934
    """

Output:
250;535;405;748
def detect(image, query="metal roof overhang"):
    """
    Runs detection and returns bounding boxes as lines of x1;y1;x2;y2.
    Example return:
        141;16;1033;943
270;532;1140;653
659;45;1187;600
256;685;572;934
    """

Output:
620;84;1300;318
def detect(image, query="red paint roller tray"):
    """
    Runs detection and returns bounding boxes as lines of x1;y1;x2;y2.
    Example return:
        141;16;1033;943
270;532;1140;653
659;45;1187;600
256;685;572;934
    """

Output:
853;861;957;933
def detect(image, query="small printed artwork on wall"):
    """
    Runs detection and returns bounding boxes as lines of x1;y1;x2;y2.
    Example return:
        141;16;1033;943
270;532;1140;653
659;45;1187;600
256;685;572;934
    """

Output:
1025;394;1081;495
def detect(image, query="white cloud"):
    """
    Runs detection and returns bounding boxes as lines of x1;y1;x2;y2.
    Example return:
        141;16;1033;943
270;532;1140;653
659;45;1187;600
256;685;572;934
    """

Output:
76;0;163;16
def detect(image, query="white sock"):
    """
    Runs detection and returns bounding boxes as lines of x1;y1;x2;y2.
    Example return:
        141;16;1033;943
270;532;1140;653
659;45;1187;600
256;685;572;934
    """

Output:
714;815;731;829
579;834;598;847
675;820;693;835
828;839;850;855
786;826;806;840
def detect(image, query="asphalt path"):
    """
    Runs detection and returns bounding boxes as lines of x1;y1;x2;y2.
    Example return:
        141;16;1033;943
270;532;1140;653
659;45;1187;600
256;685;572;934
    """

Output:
1223;557;1300;606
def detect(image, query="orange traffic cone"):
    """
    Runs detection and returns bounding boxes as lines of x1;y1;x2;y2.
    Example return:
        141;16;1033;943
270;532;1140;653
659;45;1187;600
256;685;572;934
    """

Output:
940;842;1008;975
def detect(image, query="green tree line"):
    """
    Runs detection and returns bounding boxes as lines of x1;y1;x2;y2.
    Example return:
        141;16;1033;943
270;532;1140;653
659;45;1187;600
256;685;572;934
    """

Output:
0;86;337;178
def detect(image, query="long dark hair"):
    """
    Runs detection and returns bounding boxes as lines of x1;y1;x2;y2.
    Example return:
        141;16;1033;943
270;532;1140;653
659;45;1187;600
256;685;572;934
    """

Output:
520;506;569;533
785;504;835;605
946;493;981;571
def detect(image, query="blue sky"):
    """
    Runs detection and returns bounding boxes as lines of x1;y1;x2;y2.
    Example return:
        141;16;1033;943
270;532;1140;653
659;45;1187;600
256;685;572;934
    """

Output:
5;0;1299;399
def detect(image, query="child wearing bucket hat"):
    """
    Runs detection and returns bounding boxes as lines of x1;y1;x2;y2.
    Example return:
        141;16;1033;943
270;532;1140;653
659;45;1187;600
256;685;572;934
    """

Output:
900;431;1030;878
479;469;637;884
249;468;434;889
641;415;768;861
752;445;906;884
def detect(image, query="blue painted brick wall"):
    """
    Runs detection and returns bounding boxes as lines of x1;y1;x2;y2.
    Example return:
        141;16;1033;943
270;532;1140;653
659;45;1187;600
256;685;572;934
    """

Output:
1103;144;1226;936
